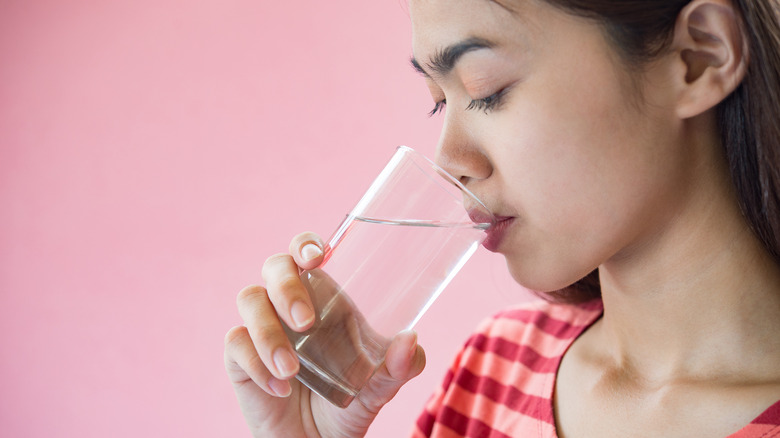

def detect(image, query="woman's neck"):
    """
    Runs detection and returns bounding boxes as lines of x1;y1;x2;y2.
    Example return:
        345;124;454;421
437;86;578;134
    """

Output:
595;135;780;385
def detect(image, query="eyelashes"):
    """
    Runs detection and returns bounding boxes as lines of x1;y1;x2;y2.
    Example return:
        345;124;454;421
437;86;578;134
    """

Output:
428;88;508;117
428;100;447;117
466;88;508;113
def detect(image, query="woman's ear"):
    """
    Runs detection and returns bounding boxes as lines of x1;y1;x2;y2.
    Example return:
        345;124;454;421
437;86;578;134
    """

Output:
671;0;748;119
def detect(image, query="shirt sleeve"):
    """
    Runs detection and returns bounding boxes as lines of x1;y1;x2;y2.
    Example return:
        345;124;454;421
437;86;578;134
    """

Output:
410;315;497;437
410;349;464;437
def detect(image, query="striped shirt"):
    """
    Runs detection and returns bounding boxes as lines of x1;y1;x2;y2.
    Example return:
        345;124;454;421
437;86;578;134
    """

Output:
412;300;780;438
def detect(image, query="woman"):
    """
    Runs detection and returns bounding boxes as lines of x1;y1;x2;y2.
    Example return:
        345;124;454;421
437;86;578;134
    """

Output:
224;0;780;436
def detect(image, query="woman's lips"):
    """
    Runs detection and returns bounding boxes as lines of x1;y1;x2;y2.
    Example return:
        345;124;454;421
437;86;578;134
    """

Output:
482;216;514;252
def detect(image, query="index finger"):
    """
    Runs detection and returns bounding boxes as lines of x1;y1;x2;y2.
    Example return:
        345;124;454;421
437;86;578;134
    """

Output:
262;254;316;332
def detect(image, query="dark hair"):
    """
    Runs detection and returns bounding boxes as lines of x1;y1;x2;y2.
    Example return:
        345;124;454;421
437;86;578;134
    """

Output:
537;0;780;304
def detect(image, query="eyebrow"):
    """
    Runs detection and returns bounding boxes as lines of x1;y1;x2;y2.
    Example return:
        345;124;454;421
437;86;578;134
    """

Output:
410;37;495;78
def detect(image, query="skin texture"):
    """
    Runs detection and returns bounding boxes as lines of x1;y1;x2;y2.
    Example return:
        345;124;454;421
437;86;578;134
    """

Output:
225;0;780;436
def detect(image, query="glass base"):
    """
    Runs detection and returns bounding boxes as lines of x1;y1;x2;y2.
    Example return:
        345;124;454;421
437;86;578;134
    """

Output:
295;354;358;409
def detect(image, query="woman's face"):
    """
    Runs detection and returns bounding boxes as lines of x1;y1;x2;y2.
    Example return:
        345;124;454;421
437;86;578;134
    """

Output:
411;0;690;291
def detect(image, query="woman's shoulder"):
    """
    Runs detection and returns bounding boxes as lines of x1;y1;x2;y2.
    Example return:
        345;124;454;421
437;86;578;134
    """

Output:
414;299;605;437
454;298;603;373
475;299;603;345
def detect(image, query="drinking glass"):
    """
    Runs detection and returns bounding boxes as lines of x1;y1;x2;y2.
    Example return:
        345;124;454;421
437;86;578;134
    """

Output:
282;146;495;408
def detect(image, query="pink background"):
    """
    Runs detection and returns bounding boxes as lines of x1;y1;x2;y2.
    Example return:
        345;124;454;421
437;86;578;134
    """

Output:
0;1;530;436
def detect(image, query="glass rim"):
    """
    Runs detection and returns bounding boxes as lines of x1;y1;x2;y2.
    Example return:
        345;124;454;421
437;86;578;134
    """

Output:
396;145;496;226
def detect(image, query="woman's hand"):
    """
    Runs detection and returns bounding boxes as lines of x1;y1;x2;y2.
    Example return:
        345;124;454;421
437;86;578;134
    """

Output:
224;232;427;437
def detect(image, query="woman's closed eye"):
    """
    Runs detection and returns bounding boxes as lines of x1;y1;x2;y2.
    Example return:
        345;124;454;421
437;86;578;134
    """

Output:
427;87;509;117
466;88;508;113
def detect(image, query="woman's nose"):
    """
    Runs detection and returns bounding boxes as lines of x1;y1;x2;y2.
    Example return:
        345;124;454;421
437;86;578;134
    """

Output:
433;116;492;185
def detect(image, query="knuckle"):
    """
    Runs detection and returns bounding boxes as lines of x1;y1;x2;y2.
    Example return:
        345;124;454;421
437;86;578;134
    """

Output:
252;321;285;348
236;284;265;306
246;352;268;376
276;274;303;296
264;252;291;267
261;253;293;281
224;325;247;347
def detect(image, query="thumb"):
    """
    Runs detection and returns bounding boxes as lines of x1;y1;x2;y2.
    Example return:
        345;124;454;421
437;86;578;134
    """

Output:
353;331;426;413
385;330;426;381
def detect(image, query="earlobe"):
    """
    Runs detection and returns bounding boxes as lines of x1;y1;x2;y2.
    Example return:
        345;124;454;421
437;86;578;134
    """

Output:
672;0;748;119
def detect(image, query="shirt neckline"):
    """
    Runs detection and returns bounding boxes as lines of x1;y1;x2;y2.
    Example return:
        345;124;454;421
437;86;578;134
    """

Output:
545;301;780;438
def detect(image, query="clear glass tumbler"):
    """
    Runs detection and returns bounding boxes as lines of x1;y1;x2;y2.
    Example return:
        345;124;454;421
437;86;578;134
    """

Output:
282;146;495;408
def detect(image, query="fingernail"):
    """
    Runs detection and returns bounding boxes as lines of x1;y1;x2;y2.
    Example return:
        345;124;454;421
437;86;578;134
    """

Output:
268;377;291;397
407;330;419;356
301;243;322;262
273;349;298;378
291;300;315;329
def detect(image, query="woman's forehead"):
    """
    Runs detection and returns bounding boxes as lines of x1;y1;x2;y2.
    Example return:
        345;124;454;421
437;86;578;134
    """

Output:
410;0;532;55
